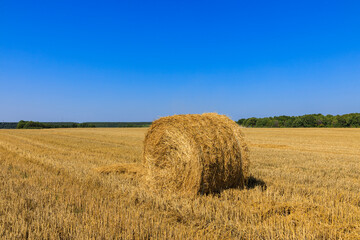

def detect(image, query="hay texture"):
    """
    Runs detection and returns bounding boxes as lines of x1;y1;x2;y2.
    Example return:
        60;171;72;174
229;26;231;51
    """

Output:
143;113;249;195
94;163;144;176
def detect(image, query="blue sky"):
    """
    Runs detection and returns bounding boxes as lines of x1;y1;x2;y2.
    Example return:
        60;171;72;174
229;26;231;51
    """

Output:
1;0;360;122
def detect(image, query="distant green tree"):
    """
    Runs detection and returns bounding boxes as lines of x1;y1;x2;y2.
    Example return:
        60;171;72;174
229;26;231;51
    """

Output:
17;120;27;129
292;117;304;127
302;115;317;127
350;114;360;127
323;115;332;126
284;118;294;127
333;115;347;127
255;118;271;127
244;117;257;127
237;118;246;126
274;115;291;127
23;121;46;129
272;120;279;127
315;115;325;127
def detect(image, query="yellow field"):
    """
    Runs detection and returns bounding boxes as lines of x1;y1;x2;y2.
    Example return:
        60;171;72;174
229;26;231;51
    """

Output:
0;128;359;239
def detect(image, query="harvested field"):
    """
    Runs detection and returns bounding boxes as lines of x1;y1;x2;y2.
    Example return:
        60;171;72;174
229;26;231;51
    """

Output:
0;128;360;239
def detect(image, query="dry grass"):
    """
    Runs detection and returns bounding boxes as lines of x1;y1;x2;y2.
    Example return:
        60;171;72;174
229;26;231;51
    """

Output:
0;128;360;239
94;163;144;176
143;113;249;195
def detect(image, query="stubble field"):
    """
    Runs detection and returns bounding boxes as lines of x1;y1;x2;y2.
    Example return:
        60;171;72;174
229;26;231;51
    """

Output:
0;128;359;239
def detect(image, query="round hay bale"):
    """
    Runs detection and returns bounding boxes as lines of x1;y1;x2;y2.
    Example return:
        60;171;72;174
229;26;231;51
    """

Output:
143;113;249;195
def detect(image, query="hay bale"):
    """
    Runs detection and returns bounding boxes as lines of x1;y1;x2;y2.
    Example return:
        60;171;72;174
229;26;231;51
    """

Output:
143;113;249;195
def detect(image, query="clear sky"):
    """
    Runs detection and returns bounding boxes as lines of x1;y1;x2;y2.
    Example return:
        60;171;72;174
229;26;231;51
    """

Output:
1;1;360;122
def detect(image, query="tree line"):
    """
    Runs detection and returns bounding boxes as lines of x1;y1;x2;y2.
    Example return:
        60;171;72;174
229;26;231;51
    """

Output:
14;121;152;129
0;122;18;129
16;121;96;129
86;122;152;128
4;114;360;129
237;113;360;128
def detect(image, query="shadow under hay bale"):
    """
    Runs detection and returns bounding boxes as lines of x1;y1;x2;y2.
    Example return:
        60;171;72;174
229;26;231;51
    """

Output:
143;113;250;196
246;175;267;191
